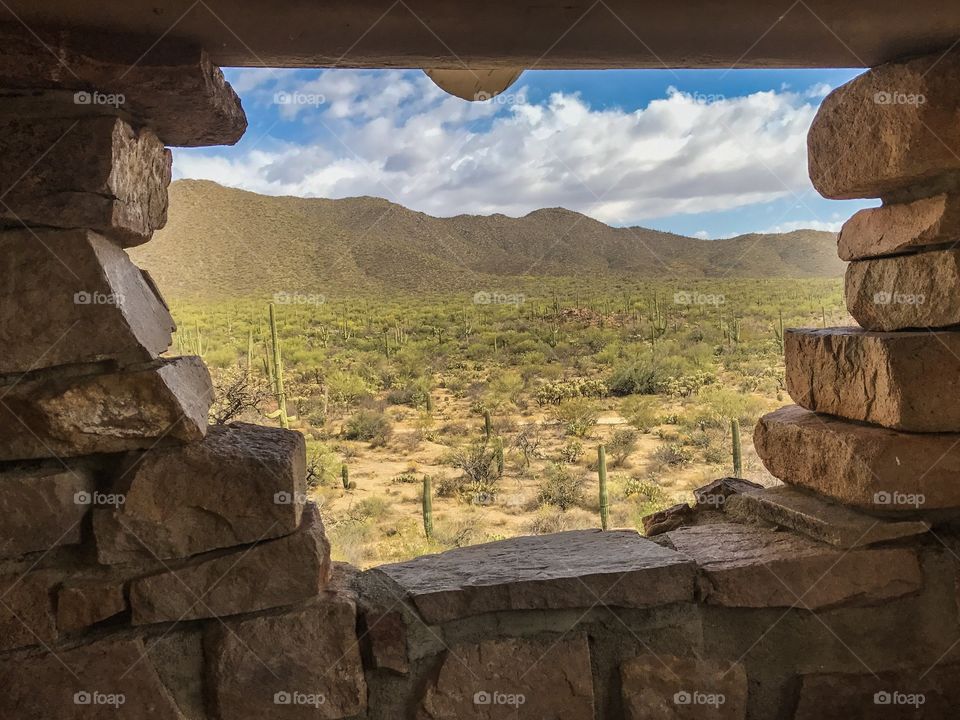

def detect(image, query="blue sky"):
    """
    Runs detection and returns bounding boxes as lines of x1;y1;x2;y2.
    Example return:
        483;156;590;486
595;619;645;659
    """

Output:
174;68;876;238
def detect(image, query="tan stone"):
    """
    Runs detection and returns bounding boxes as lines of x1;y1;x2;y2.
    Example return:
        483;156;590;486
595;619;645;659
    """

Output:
95;423;306;563
0;27;246;147
0;357;212;461
665;523;922;608
0;637;186;719
417;635;595;720
206;590;366;720
0;117;171;245
0;229;175;375
0;570;60;652
358;603;409;675
809;51;960;199
693;477;763;509
57;575;128;632
845;248;960;330
838;194;960;260
785;328;960;431
755;405;960;512
130;503;330;624
376;529;695;624
642;502;694;536
727;485;930;549
0;464;94;559
620;655;747;720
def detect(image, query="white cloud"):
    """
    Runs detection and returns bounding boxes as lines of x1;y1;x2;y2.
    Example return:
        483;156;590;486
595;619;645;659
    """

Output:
175;70;828;227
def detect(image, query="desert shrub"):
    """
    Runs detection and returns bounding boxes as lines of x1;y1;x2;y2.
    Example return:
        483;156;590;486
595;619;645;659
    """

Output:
558;439;584;464
622;475;668;504
448;442;500;503
537;462;584;510
607;429;638;467
304;442;341;489
552;398;599;438
391;472;421;484
343;410;393;447
652;442;693;467
621;395;661;432
607;359;663;395
512;423;543;469
326;370;370;407
209;364;270;425
704;444;726;464
535;377;607;405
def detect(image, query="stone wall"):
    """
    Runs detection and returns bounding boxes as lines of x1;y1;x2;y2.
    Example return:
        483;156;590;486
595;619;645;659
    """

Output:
2;30;960;720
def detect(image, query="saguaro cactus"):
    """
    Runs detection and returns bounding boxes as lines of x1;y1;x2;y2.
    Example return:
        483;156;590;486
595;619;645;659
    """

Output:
598;444;609;531
773;310;784;350
268;303;291;429
731;418;743;479
495;436;505;478
422;475;433;538
483;410;492;443
341;463;355;490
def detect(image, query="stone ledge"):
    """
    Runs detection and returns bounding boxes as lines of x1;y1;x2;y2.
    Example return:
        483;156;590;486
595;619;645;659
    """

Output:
375;529;696;624
838;193;960;260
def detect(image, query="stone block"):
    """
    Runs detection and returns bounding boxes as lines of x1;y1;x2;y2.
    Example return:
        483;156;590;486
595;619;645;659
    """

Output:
376;529;696;624
94;422;306;563
845;248;960;330
417;635;595;720
755;405;960;513
57;573;128;632
693;477;763;510
0;117;170;245
358;602;409;675
665;523;922;608
621;655;747;719
808;50;960;199
0;463;94;559
0;357;212;461
130;503;330;624
206;590;366;719
0;570;60;652
785;328;960;431
0;228;174;374
838;193;960;260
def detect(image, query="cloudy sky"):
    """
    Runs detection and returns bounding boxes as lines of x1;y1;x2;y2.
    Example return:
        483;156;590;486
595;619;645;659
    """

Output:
174;67;876;238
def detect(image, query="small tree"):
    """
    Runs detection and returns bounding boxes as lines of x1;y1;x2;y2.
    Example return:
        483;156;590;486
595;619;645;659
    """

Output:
209;365;271;425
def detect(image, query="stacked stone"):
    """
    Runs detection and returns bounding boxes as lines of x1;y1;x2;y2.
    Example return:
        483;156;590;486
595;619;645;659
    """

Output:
753;49;960;522
0;33;364;719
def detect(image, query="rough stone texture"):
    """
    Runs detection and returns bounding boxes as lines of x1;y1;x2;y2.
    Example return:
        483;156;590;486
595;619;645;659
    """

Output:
358;602;409;675
130;502;330;624
0;27;246;147
0;357;212;461
785;327;960;431
148;629;207;720
417;635;595;720
620;655;748;720
642;503;694;536
845;248;960;330
808;50;960;199
794;665;960;719
0;637;186;719
755;405;960;512
726;485;930;549
94;422;306;563
693;477;763;509
207;590;366;720
0;463;94;559
377;529;696;624
57;574;128;632
0;570;60;651
838;193;960;260
0;116;171;245
665;523;922;608
0;228;175;374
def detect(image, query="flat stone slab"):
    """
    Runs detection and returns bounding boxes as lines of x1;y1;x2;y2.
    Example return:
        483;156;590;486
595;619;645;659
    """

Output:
665;523;922;608
845;248;960;330
0;357;212;461
621;655;747;720
0;228;175;375
0;463;94;559
838;193;960;260
417;635;595;720
376;529;696;624
727;485;930;549
0;27;246;147
0;637;185;719
95;422;306;563
206;588;366;720
755;405;960;513
808;50;960;199
785;327;960;432
130;502;330;624
0;117;170;245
